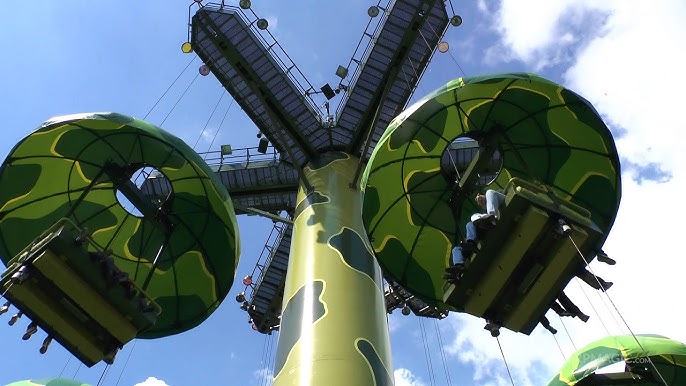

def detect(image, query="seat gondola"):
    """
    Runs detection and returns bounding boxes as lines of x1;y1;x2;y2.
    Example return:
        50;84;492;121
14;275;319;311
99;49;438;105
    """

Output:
443;177;604;335
1;218;160;367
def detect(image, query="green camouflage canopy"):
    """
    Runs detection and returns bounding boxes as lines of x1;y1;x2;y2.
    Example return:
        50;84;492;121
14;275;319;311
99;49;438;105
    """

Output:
0;112;240;338
548;334;686;385
6;379;91;386
362;73;620;308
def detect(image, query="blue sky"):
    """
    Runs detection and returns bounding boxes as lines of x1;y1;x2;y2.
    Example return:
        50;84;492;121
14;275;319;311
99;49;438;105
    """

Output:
1;1;685;385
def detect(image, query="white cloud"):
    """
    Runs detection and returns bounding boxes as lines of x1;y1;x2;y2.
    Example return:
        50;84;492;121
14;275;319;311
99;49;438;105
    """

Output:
445;313;556;386
476;0;489;13
134;377;170;386
253;367;273;384
266;15;279;31
394;368;427;386
201;128;214;141
442;276;656;385
493;0;572;61
563;0;686;171
483;0;612;69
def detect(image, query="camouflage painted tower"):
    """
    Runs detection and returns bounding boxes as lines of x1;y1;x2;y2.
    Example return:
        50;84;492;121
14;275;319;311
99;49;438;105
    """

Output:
186;1;452;384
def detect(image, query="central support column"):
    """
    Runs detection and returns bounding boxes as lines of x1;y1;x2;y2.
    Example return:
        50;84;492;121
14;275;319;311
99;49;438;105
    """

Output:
273;152;393;386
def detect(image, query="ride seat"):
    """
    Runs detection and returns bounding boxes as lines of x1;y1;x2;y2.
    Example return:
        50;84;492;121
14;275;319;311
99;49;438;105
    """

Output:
0;218;160;366
443;178;603;335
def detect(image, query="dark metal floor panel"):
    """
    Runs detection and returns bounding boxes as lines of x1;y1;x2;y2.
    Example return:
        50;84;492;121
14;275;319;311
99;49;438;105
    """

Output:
246;223;293;333
335;0;449;161
192;5;322;167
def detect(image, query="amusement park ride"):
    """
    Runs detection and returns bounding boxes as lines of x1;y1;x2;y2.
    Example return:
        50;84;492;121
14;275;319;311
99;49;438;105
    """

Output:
1;1;685;385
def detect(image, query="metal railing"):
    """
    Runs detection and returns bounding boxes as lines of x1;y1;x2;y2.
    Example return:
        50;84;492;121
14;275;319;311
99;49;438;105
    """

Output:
199;2;325;122
334;0;393;120
234;220;292;333
198;145;279;168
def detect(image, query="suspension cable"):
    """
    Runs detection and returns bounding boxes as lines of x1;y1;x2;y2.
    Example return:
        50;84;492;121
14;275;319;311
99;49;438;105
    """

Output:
403;48;463;185
556;314;577;352
418;29;434;54
405;50;423;90
205;98;235;154
258;331;278;386
1;282;13;298
72;362;82;380
403;50;430;108
58;356;72;378
400;64;424;108
259;333;270;386
585;276;626;335
447;0;456;16
573;278;611;336
433;319;453;386
419;318;437;386
447;145;461;181
424;22;467;77
95;364;111;386
569;237;630;334
143;57;196;120
551;323;568;362
445;49;467;78
495;336;515;386
159;72;200;127
571;238;639;336
192;90;226;150
115;340;138;386
568;235;669;386
267;332;277;386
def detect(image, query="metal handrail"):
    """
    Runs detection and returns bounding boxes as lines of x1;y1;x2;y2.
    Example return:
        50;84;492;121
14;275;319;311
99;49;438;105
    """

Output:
200;3;324;122
334;0;393;120
198;145;279;168
242;220;291;308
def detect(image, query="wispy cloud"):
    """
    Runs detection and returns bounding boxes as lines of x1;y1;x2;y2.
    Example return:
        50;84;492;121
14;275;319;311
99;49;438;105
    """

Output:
483;0;610;67
254;367;273;384
134;377;170;386
444;313;554;385
394;368;427;386
266;16;279;31
563;1;686;173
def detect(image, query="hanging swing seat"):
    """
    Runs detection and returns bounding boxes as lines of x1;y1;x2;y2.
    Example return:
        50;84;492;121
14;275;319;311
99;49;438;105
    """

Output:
443;178;604;335
0;218;160;367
